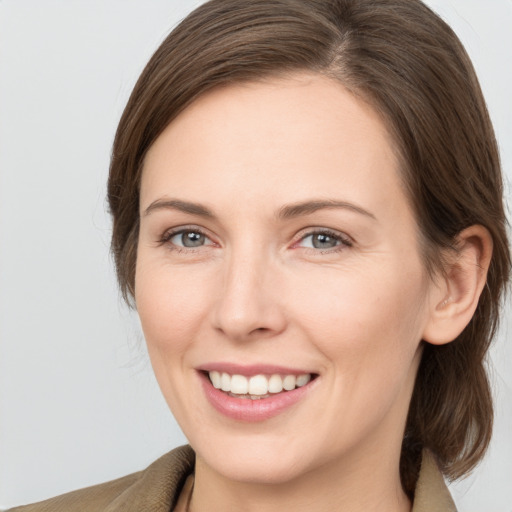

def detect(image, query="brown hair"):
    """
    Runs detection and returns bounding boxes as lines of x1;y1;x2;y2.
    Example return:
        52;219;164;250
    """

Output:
108;0;511;497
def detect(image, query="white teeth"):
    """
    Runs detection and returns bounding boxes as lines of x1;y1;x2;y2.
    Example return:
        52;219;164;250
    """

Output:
283;375;296;391
249;375;268;395
230;374;248;395
210;371;221;389
221;372;231;392
268;374;283;393
208;371;313;396
296;374;311;387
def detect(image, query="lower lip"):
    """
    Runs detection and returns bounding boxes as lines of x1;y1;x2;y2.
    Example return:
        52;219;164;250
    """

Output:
198;372;315;422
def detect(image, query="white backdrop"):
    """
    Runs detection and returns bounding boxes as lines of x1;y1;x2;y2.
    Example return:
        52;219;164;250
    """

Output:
0;1;510;510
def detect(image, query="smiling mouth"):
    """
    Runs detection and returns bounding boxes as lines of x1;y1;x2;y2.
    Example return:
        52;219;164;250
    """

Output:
206;371;316;399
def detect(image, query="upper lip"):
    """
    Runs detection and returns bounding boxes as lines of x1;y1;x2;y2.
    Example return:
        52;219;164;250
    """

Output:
196;362;316;377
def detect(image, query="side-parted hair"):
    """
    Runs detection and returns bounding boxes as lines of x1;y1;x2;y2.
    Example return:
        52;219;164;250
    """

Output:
107;0;511;497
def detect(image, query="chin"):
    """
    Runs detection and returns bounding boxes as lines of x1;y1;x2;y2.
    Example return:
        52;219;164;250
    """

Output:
205;452;307;485
192;431;323;485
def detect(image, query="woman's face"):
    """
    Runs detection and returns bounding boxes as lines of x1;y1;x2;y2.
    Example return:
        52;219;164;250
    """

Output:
136;74;438;484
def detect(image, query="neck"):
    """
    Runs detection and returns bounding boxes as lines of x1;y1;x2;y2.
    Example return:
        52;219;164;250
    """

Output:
189;444;411;512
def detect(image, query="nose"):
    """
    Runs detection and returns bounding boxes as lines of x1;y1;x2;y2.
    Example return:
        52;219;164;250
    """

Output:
211;249;287;342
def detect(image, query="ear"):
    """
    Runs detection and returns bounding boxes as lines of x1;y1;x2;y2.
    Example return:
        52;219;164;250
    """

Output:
422;225;493;345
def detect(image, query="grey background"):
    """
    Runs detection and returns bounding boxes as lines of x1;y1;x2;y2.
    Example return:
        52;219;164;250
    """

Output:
1;1;510;509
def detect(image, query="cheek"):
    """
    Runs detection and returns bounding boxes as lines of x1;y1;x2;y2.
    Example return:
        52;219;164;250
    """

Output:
292;263;428;373
134;258;214;355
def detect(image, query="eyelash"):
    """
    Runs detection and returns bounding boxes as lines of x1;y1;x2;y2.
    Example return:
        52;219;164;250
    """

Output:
158;227;353;254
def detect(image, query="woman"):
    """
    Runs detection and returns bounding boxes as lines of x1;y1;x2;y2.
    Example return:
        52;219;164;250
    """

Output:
9;0;510;510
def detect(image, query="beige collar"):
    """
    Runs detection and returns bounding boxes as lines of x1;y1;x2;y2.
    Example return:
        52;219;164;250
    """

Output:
11;445;456;511
412;450;457;511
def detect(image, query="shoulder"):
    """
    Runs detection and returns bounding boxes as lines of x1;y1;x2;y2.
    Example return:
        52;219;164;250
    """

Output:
7;445;195;512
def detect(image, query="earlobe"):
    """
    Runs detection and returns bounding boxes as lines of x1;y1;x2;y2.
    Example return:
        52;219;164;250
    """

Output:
422;225;493;345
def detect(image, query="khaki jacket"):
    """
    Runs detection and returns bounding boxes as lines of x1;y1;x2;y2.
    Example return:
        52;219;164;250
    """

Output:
8;445;457;511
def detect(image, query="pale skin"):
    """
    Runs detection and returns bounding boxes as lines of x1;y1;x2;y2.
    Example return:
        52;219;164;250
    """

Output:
135;73;492;512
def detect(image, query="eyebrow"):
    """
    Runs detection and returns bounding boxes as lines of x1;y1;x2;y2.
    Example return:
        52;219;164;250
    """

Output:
143;197;376;221
143;198;214;218
277;199;377;221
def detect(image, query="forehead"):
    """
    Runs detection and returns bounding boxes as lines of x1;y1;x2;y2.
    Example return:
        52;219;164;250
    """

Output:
141;73;405;220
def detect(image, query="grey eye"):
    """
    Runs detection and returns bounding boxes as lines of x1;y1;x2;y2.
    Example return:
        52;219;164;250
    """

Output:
301;233;340;249
312;233;338;249
171;231;207;248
